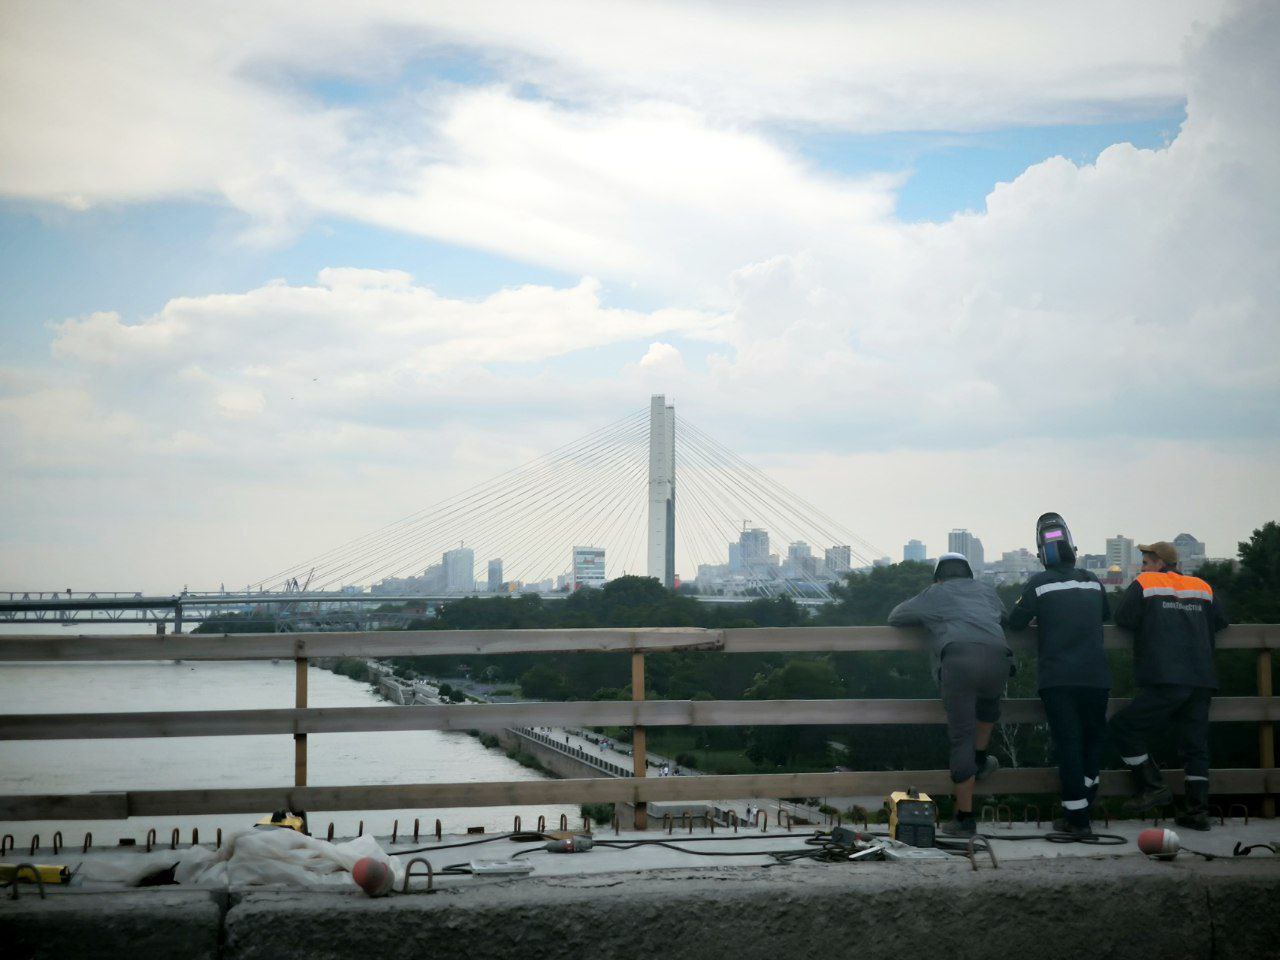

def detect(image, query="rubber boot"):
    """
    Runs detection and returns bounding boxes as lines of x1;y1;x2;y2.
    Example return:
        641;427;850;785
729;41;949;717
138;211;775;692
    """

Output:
1175;779;1211;831
1124;759;1173;814
1051;807;1093;837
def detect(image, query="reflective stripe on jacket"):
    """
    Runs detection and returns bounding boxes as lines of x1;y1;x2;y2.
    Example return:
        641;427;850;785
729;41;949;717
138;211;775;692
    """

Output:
1113;570;1228;688
1007;564;1111;691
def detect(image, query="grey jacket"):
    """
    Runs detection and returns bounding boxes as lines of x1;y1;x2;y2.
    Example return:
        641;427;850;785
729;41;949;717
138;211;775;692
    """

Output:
887;578;1012;681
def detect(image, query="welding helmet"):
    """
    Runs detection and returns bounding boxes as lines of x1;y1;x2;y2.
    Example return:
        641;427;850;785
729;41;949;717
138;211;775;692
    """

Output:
933;552;973;581
1036;512;1076;567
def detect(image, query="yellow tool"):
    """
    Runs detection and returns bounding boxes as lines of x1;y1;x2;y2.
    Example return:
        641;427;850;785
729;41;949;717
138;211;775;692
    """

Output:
0;863;72;885
254;810;309;834
885;788;937;848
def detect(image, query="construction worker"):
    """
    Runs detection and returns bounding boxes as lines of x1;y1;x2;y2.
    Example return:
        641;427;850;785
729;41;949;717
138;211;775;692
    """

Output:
888;552;1012;837
1109;541;1229;830
1007;513;1110;836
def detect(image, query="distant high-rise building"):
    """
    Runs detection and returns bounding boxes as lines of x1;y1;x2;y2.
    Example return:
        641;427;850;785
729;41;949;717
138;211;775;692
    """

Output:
740;528;769;570
903;539;927;563
727;542;743;572
572;546;606;590
825;545;852;576
873;556;892;568
948;529;984;570
1172;533;1206;573
443;546;475;593
1106;535;1136;580
487;559;503;593
786;542;817;579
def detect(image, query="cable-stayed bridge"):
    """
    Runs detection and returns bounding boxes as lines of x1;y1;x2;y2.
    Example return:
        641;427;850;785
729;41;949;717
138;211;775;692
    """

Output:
2;396;884;626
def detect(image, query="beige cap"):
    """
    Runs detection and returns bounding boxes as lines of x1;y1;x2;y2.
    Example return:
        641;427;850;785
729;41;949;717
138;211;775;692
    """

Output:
1138;541;1179;566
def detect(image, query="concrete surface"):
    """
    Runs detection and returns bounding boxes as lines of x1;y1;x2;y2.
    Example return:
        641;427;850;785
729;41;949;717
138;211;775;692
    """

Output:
4;822;1279;959
0;889;222;960
222;858;1280;960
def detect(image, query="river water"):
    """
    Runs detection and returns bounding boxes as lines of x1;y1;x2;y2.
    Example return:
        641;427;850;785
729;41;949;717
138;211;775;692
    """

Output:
0;624;577;845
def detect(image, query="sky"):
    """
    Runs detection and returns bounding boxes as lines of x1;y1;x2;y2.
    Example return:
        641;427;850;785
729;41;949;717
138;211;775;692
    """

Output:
1;0;1277;591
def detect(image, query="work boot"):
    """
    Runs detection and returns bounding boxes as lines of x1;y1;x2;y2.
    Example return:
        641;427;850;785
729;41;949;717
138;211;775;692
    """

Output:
975;755;1000;782
1124;759;1173;814
942;816;977;839
1052;809;1093;837
1175;779;1211;831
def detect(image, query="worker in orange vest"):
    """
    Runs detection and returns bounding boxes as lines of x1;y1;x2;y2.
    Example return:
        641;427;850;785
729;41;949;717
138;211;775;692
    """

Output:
1109;541;1229;830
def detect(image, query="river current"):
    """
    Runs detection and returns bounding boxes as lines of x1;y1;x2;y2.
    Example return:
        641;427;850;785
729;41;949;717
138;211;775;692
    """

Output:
0;624;576;844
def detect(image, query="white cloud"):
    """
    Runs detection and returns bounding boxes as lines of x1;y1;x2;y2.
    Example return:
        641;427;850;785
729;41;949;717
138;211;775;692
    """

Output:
638;342;683;372
2;0;1277;588
0;0;1228;235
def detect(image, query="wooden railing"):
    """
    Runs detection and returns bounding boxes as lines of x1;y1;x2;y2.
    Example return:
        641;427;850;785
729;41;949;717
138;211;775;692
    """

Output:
1;624;1276;825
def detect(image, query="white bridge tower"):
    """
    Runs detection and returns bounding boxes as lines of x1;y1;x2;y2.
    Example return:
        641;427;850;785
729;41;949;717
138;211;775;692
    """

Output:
647;395;676;589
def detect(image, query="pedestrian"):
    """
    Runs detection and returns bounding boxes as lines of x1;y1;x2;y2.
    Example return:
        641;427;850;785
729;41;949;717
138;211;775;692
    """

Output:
1109;541;1228;829
888;552;1012;837
1006;513;1110;836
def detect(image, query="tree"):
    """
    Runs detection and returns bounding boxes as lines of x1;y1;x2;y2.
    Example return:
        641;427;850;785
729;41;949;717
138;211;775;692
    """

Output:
818;561;933;626
518;663;569;700
743;657;843;767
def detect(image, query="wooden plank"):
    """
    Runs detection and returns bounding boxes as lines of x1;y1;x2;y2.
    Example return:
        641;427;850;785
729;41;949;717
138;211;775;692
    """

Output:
1260;649;1276;819
0;791;128;821
294;656;308;787
3;623;1279;662
0;627;724;662
631;651;647;830
723;624;1280;652
5;696;1277;741
4;768;1275;820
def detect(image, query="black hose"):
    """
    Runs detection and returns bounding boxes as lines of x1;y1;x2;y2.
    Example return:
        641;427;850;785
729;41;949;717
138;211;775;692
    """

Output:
393;831;549;856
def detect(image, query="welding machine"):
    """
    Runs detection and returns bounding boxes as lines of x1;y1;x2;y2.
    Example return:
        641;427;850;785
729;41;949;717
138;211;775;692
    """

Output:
885;788;937;847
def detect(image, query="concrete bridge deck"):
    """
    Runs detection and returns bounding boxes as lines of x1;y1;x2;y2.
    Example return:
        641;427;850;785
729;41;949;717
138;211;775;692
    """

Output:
5;820;1279;959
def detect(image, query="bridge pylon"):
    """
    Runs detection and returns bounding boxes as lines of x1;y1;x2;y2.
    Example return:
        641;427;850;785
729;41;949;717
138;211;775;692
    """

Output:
647;395;675;589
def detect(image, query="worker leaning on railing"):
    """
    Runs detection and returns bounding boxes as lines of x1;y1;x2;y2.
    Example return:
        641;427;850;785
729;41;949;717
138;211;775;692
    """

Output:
887;552;1013;839
1006;512;1111;838
1109;540;1229;830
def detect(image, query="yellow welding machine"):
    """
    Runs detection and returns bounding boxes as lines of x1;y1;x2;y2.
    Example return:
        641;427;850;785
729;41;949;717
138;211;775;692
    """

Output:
885;788;937;848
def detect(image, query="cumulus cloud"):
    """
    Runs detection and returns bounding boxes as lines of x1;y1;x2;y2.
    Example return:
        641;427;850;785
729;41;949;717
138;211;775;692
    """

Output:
2;0;1277;587
0;0;1229;237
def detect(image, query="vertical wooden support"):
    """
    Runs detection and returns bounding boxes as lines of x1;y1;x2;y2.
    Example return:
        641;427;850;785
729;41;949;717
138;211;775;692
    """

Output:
295;649;308;788
1260;650;1275;818
631;651;647;830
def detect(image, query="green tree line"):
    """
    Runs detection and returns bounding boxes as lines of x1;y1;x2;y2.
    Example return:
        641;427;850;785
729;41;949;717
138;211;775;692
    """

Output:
200;521;1277;778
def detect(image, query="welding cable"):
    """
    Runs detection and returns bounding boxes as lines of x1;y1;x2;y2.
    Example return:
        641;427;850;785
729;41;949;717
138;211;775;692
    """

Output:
932;831;1127;848
393;831;550;856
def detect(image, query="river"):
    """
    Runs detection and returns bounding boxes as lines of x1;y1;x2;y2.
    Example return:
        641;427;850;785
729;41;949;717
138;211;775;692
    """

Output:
0;623;577;845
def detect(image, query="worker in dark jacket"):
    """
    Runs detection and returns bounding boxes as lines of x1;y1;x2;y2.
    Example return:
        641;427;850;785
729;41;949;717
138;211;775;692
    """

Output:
1007;513;1110;836
888;553;1011;838
1109;541;1228;830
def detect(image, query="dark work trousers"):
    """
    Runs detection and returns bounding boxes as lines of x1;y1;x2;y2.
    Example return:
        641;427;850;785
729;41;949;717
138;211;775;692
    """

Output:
1040;686;1110;807
939;642;1009;783
1109;685;1212;779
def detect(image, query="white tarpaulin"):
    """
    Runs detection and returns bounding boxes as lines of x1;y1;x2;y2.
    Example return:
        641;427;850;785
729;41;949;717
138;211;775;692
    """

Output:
80;829;404;889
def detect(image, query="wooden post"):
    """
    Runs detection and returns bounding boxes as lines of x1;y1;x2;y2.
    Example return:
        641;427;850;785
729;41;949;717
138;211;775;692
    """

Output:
1260;650;1275;818
631;651;647;830
295;648;308;788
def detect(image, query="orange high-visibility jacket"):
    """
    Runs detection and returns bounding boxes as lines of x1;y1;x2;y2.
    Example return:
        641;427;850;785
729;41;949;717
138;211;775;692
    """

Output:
1114;571;1229;688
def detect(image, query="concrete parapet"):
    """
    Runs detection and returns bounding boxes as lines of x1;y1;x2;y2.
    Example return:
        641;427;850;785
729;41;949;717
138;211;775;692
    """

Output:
0;889;222;960
221;858;1280;960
